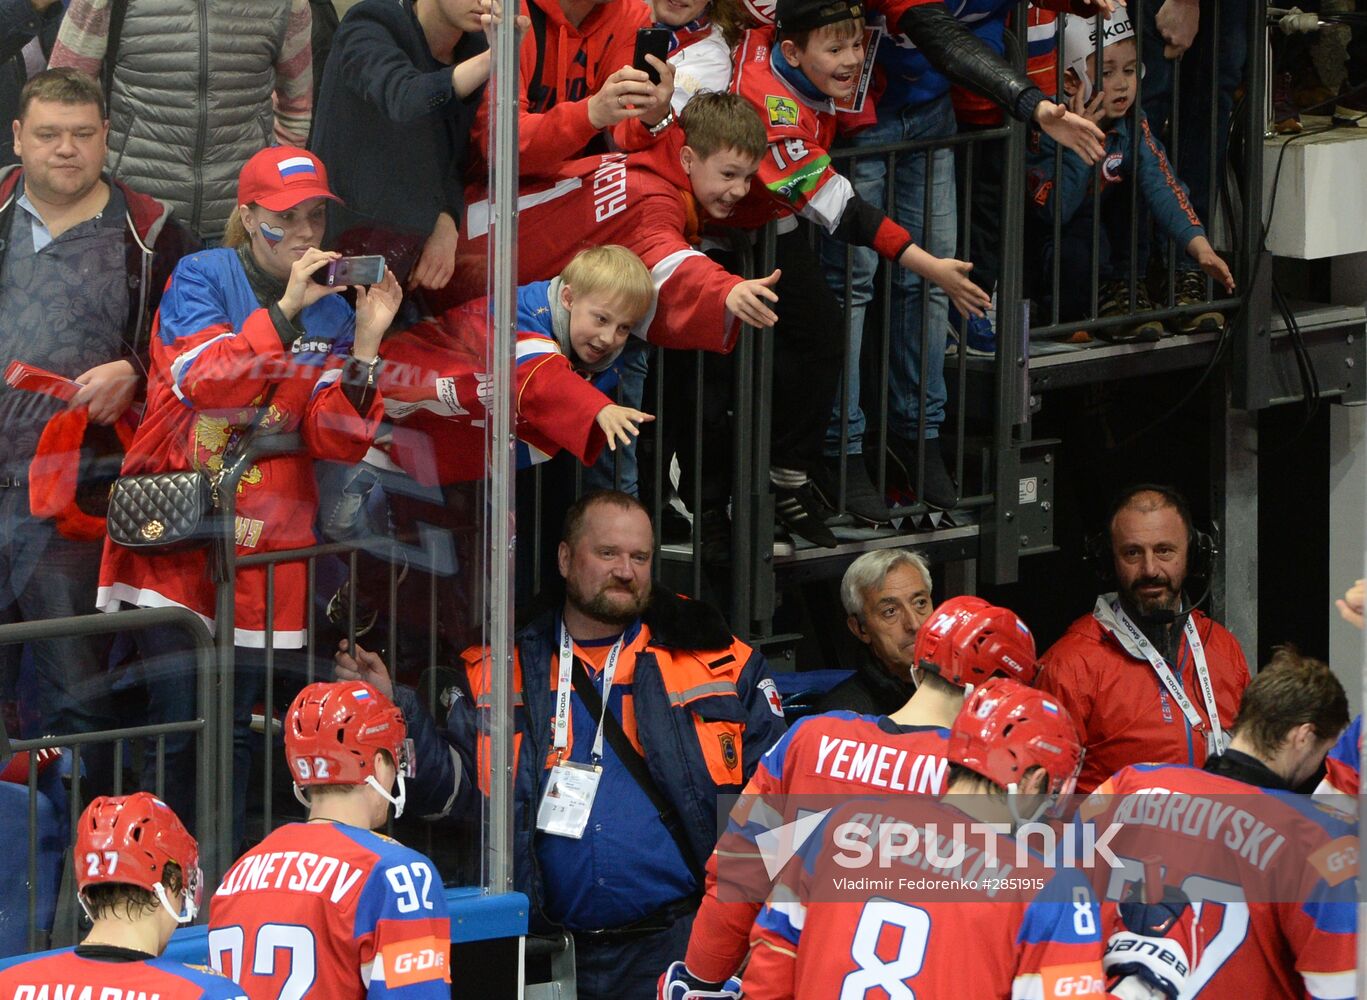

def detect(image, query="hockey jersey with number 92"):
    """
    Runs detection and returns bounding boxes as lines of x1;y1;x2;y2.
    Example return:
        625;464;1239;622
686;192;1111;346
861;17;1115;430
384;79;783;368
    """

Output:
207;822;451;1000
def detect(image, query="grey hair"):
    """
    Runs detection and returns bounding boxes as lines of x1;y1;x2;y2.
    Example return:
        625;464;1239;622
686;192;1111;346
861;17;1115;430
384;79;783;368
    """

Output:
840;549;933;619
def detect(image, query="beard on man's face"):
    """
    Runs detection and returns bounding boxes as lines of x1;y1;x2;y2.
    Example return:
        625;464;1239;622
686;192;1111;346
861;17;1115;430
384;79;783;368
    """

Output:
566;577;652;626
1120;574;1182;619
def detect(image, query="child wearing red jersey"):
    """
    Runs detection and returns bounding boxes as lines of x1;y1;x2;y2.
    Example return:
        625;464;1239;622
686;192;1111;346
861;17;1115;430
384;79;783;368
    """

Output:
662;596;1040;997
208;683;451;1000
376;245;657;485
711;0;992;545
0;793;244;1000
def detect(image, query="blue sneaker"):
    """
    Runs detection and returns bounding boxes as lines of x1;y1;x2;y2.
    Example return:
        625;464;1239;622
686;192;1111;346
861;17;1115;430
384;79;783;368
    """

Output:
947;300;996;357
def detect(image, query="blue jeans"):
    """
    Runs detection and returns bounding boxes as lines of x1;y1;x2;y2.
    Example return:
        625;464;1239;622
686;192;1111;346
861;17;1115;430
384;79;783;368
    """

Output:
586;338;649;496
1139;0;1249;264
0;487;115;737
820;93;957;455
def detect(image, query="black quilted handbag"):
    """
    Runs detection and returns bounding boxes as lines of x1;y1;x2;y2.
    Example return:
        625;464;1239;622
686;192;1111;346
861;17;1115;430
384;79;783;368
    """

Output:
106;470;219;551
107;388;278;553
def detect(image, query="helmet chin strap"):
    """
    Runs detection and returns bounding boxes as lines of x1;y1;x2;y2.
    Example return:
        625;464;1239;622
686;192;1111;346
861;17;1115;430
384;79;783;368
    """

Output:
1005;782;1052;830
153;881;196;924
367;772;406;819
293;782;311;811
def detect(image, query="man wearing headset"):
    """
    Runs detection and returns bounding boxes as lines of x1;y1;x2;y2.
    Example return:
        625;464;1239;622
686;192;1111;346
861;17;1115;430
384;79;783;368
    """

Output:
1036;484;1250;794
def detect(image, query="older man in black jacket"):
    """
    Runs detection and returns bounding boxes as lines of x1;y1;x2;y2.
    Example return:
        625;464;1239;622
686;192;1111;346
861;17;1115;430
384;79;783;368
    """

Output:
311;0;489;295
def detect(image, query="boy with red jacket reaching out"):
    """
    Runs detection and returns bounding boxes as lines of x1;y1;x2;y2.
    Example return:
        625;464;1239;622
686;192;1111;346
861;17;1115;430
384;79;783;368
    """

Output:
713;0;991;546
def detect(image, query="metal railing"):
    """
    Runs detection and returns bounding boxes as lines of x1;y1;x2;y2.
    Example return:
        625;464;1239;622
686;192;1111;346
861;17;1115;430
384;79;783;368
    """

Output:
0;607;216;953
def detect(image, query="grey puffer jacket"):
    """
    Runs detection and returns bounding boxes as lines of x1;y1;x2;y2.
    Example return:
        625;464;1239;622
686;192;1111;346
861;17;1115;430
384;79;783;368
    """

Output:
104;0;294;241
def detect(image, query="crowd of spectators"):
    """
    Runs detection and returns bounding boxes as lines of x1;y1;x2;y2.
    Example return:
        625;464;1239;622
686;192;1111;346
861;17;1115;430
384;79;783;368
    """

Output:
0;0;1357;995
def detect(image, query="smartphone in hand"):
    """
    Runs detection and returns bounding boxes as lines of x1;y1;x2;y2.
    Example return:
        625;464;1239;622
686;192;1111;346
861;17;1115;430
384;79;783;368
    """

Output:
633;27;672;86
312;255;386;287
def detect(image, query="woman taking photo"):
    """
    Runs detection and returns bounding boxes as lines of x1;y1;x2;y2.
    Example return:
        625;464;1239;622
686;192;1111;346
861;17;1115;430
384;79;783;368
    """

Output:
97;145;401;844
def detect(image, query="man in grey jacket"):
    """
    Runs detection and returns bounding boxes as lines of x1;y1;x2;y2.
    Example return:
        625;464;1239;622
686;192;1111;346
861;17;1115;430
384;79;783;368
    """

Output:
48;0;314;242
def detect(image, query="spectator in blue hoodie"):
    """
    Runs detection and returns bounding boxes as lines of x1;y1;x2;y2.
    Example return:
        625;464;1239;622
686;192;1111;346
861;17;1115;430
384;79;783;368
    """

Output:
1025;11;1233;343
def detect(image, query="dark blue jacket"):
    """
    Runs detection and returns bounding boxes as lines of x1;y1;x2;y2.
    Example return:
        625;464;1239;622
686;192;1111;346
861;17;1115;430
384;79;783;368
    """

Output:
310;0;485;269
395;587;788;931
1025;108;1205;249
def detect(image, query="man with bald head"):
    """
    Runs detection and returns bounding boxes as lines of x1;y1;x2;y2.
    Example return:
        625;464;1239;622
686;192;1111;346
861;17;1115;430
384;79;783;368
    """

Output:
1036;484;1250;793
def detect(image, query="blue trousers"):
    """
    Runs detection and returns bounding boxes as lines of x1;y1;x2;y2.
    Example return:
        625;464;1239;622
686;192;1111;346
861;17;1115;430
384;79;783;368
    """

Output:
819;93;957;454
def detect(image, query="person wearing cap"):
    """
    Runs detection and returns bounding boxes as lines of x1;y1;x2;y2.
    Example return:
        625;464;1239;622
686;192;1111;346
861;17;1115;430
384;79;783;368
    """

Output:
96;144;401;848
723;0;993;546
809;0;1113;513
1025;10;1235;343
0;68;196;754
0;792;246;1000
208;681;452;1000
669;595;1039;994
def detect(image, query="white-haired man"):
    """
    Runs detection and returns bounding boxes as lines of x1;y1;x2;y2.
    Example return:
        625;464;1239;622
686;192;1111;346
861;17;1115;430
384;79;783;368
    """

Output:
816;549;934;714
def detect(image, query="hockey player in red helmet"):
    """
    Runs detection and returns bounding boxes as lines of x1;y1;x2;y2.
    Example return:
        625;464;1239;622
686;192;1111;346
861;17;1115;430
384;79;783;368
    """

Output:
0;792;244;999
745;679;1195;1000
668;595;1042;996
208;682;451;1000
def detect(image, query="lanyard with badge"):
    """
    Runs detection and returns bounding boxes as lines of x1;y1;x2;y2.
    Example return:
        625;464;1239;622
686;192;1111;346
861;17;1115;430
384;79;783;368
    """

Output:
1110;601;1225;756
535;621;624;839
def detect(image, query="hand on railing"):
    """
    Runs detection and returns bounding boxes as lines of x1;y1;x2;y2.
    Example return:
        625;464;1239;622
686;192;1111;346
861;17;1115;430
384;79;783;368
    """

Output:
1034;100;1106;165
334;639;395;700
1185;236;1235;294
898;244;991;320
1155;0;1200;59
725;269;782;329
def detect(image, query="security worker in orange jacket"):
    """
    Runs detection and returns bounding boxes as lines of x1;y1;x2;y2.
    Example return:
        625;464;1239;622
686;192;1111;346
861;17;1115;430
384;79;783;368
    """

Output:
334;488;788;1000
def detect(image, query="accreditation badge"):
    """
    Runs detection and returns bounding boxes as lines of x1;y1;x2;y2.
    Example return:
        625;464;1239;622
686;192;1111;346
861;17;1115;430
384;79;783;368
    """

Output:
535;760;602;839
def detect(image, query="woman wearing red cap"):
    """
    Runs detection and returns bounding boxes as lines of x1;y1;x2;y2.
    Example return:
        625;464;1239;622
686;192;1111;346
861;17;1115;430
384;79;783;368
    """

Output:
95;146;401;847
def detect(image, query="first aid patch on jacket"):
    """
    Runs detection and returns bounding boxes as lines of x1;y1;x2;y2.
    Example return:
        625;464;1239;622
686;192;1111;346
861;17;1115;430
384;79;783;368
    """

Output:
766;95;799;127
758;677;784;718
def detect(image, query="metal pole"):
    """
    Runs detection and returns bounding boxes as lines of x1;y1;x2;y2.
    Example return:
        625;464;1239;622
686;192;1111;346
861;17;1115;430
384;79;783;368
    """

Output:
483;3;520;896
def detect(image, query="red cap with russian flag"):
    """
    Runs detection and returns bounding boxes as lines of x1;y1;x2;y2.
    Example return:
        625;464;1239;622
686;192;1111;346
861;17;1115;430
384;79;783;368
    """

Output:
237;145;342;212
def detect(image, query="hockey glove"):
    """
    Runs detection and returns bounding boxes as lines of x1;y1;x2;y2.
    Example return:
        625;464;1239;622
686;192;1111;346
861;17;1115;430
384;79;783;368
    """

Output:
659;960;743;1000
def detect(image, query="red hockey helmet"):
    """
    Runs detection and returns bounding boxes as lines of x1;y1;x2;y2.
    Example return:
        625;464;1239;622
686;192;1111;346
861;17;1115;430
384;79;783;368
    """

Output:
948;678;1083;809
912;595;1039;688
75;792;202;924
285;681;411;817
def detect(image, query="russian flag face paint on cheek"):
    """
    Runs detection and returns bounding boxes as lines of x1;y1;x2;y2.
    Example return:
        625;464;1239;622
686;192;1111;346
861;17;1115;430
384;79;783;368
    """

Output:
259;222;285;245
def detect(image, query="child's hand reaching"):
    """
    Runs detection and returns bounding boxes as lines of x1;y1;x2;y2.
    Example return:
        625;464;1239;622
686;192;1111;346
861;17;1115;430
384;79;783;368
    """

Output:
1186;236;1235;294
596;404;655;451
900;243;991;319
1067;88;1107;126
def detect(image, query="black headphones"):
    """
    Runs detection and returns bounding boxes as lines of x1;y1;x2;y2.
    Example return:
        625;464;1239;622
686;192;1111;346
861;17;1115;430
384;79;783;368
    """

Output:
1083;483;1218;589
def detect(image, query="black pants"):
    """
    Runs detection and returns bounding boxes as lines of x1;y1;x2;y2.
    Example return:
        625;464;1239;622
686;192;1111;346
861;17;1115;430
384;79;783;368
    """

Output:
705;225;844;476
955;123;1007;296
